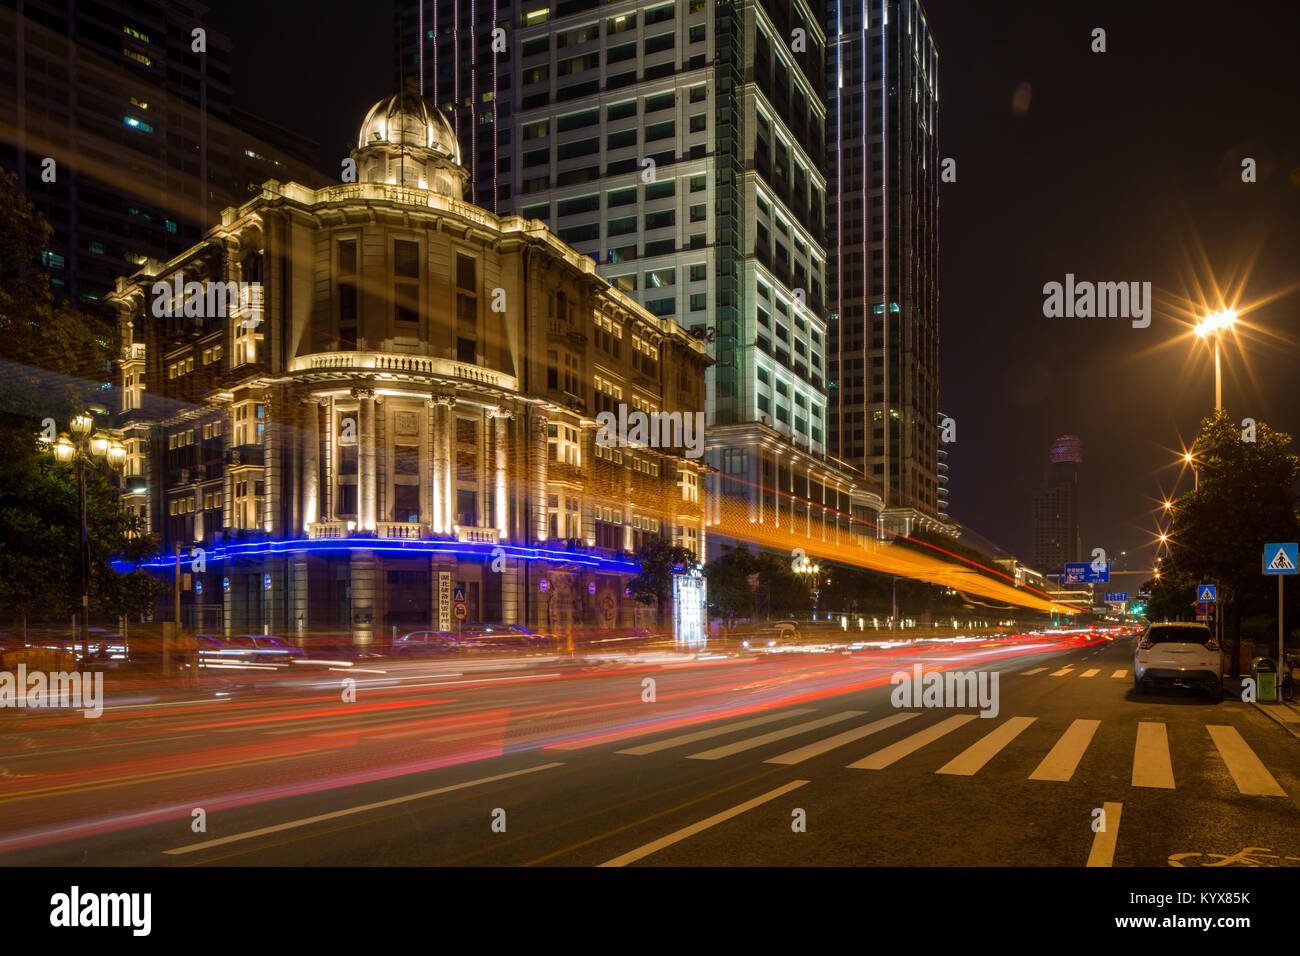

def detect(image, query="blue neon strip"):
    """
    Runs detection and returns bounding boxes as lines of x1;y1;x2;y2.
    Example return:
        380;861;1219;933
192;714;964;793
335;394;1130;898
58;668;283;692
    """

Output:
114;537;640;574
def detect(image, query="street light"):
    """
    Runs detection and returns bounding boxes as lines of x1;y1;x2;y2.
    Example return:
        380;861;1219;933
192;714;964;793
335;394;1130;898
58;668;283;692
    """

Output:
46;413;127;661
1194;308;1238;411
1182;451;1198;490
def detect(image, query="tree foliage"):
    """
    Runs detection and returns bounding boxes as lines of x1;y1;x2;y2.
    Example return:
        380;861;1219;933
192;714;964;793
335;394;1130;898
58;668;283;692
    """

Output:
0;171;160;625
628;534;697;622
1143;409;1300;671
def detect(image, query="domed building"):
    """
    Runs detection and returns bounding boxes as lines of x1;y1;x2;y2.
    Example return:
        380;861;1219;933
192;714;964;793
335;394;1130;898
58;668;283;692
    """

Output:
109;93;710;642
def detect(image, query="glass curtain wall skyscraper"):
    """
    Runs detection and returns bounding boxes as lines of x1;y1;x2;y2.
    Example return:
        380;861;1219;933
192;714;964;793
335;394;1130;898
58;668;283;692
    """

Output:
398;0;888;556
824;0;940;528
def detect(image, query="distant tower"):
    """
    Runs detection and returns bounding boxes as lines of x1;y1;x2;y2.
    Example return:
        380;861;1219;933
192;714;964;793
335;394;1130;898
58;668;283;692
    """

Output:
1033;434;1082;574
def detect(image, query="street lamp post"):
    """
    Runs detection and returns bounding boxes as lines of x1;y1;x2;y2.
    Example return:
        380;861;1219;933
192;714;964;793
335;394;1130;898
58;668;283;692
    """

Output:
50;413;126;661
1195;309;1238;412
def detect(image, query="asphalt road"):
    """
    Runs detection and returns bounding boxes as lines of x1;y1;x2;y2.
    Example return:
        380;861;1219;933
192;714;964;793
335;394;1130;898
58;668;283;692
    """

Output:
2;631;1296;866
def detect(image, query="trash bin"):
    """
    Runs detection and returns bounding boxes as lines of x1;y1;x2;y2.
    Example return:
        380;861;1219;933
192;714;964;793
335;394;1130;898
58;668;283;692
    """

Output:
1251;657;1277;702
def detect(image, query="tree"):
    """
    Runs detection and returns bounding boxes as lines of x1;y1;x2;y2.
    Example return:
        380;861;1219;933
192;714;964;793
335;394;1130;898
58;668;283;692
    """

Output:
705;545;758;631
0;171;160;632
752;551;812;619
627;535;696;626
1147;410;1300;675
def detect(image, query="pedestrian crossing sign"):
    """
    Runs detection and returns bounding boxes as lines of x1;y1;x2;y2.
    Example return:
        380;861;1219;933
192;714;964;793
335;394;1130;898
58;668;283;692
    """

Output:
1197;585;1217;603
1264;543;1298;575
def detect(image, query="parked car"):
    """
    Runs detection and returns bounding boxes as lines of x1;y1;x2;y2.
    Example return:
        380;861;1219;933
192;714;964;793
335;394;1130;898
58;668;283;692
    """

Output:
455;624;552;651
392;630;460;657
1133;622;1222;699
226;634;307;664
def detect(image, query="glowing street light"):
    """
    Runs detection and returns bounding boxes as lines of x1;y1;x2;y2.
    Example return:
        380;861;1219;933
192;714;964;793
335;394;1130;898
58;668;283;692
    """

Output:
1193;308;1238;411
42;413;127;660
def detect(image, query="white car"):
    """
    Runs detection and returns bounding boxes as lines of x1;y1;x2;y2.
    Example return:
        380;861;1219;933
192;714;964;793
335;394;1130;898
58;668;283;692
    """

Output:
1133;622;1222;699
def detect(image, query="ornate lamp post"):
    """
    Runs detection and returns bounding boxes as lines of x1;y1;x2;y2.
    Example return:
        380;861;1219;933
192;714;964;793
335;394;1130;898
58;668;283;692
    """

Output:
50;413;127;660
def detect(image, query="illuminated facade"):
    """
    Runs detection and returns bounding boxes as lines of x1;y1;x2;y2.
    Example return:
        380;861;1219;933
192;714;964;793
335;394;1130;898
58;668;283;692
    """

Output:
109;92;709;639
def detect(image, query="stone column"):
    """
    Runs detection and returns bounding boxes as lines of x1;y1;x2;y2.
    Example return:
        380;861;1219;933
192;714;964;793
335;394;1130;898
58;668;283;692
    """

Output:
431;393;454;534
355;388;376;531
262;395;276;535
533;412;549;542
302;398;321;529
490;408;510;535
323;397;335;522
422;398;435;534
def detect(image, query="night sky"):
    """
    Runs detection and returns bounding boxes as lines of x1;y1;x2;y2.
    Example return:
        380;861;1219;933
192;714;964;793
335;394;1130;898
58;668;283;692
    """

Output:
211;0;1300;572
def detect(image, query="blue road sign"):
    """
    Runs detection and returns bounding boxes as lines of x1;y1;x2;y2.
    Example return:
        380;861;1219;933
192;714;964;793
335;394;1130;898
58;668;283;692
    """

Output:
1197;584;1217;603
1064;562;1110;584
1104;591;1128;604
453;586;466;602
1264;543;1298;575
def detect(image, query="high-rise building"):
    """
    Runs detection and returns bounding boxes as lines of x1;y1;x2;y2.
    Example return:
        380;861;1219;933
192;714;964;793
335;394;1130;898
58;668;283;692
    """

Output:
824;0;940;525
396;0;888;558
108;91;710;636
1032;434;1082;576
936;409;948;520
0;1;328;306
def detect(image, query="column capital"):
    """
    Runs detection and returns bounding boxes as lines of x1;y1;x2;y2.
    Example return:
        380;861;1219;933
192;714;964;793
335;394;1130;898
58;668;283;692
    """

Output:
487;406;514;421
428;391;456;408
350;387;375;401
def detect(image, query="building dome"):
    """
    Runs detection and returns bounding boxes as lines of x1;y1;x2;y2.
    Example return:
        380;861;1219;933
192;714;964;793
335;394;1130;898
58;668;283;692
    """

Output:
357;91;460;166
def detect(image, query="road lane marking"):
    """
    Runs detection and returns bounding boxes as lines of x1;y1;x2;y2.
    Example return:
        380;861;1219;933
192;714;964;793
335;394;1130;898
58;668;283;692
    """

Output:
1019;667;1047;675
1132;722;1175;789
616;709;815;755
598;780;809;867
1029;719;1100;782
1080;669;1100;678
764;713;920;765
687;711;864;760
1050;667;1075;677
1111;669;1128;678
1207;725;1286;797
164;762;565;855
847;714;979;770
936;716;1037;776
1085;801;1123;867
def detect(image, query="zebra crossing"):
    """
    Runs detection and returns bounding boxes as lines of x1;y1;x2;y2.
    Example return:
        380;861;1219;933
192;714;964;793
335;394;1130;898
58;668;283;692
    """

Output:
611;707;1289;797
1020;666;1131;678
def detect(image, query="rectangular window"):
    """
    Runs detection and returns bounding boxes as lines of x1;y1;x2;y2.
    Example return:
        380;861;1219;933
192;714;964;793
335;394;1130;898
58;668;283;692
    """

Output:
645;91;675;113
338;238;356;274
394;240;419;278
607;100;636;121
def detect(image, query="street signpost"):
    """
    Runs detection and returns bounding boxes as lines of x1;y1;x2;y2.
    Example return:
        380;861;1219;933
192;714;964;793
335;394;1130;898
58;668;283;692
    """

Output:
1064;562;1110;584
1104;591;1127;604
1264;543;1298;683
1197;584;1217;603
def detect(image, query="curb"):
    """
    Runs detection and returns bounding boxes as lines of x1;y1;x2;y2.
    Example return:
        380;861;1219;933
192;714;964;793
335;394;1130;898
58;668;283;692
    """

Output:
1249;699;1300;741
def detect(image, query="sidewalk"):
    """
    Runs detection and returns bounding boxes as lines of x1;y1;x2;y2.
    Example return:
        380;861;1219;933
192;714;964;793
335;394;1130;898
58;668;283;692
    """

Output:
1250;697;1300;740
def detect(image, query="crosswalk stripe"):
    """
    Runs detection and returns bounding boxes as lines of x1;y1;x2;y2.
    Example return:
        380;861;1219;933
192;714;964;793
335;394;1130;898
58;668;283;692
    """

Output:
1029;719;1100;782
1132;722;1175;789
1020;667;1047;676
616;708;815;756
1111;669;1128;678
1050;667;1074;677
687;711;865;760
848;714;978;770
1085;801;1123;867
935;716;1038;776
1207;725;1286;796
764;713;920;765
1080;669;1100;678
